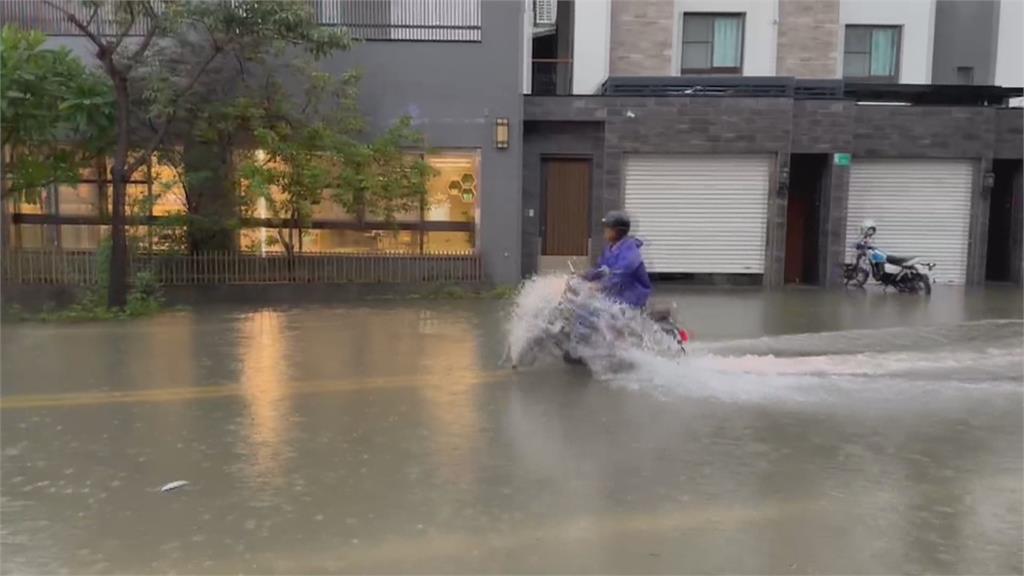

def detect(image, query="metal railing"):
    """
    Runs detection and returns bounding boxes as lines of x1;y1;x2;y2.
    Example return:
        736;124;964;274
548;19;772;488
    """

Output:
2;249;485;285
600;76;846;100
0;0;159;36
315;0;480;41
1;0;482;42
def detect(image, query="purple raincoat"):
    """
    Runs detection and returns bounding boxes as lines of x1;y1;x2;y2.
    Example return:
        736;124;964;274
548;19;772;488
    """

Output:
583;236;652;308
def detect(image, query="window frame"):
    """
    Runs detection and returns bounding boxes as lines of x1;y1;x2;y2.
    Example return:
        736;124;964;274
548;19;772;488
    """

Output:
843;24;902;83
679;12;745;76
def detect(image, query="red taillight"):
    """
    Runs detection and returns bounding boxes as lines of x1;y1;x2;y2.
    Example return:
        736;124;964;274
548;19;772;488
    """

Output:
678;328;690;343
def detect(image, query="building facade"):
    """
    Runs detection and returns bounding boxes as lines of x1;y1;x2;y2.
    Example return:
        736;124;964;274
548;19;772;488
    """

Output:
3;0;524;284
4;0;1023;289
526;0;1023;91
523;0;1023;286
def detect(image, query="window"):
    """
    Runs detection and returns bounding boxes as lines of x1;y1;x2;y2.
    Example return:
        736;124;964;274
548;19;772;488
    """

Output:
680;13;744;74
247;150;479;255
844;25;900;81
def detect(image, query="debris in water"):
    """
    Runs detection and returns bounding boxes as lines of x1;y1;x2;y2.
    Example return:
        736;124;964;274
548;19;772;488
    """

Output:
160;480;189;492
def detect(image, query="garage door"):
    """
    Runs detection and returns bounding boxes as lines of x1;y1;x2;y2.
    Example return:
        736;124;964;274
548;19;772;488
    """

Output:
624;155;771;273
845;159;974;284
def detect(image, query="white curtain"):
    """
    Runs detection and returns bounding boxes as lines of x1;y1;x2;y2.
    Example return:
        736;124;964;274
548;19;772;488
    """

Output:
869;28;897;77
712;17;741;68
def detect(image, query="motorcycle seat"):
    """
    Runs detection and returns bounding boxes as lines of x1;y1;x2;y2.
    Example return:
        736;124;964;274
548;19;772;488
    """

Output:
886;254;919;266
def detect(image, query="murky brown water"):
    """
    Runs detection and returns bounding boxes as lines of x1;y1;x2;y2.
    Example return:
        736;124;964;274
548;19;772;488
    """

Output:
2;286;1021;573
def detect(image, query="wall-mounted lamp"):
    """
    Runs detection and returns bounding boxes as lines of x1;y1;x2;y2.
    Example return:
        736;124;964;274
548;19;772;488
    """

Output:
495;117;509;150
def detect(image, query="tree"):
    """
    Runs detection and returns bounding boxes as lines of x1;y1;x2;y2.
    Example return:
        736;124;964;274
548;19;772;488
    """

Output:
44;0;349;307
236;71;435;257
0;25;114;243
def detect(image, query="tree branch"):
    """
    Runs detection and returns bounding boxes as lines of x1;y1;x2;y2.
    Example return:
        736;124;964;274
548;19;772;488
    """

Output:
125;2;160;70
43;0;107;54
108;4;137;58
84;4;100;28
127;47;223;175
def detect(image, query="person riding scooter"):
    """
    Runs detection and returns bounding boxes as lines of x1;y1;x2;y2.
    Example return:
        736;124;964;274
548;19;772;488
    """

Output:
581;210;652;309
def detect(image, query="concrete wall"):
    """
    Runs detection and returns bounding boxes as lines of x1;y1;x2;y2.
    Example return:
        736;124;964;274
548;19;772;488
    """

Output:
777;0;840;78
995;0;1024;88
319;1;523;283
932;0;1000;84
839;0;936;83
573;0;612;94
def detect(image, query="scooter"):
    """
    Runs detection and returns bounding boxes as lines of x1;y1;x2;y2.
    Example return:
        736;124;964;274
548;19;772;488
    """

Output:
549;261;689;367
843;234;935;294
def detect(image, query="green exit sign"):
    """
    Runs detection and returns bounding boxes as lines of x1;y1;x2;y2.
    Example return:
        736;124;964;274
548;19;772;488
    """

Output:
834;153;851;166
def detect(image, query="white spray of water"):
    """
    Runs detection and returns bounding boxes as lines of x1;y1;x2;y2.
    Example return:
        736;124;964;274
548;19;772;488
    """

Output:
505;277;1022;404
505;274;687;370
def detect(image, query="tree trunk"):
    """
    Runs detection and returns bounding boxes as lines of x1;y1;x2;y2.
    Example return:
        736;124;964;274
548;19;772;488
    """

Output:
1;148;12;250
96;156;109;219
108;78;131;309
183;135;236;253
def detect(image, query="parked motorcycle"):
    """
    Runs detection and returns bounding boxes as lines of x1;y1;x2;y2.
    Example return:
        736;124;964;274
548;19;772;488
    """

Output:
842;221;935;294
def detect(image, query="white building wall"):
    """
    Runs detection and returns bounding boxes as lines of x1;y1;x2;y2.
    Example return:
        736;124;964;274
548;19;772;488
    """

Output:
572;0;611;94
838;0;935;84
523;0;534;94
995;0;1023;88
672;0;777;76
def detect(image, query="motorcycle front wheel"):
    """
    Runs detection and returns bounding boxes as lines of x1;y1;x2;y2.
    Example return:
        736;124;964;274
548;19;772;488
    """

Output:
915;274;932;295
851;267;869;288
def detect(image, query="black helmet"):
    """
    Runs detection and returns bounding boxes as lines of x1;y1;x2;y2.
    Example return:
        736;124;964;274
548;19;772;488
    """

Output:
602;210;631;233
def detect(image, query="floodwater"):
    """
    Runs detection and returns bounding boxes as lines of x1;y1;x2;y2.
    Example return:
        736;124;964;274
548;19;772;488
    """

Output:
1;285;1021;574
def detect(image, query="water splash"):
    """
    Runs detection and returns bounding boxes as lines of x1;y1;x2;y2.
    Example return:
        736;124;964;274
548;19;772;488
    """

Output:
506;278;1021;405
605;320;1023;404
504;274;682;371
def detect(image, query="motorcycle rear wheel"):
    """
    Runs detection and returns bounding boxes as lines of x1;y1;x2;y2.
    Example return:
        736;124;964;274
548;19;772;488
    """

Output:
851;267;869;288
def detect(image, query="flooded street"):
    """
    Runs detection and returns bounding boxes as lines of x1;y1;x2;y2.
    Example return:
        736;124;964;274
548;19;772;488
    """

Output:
2;285;1021;574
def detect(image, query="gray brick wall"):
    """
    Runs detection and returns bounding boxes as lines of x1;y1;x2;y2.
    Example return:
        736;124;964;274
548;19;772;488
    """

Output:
609;0;674;76
792;101;854;153
852;106;997;158
996;108;1024;159
777;0;840;78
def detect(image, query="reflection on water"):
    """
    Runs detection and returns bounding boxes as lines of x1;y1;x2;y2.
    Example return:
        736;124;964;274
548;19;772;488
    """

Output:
236;310;293;497
414;309;484;487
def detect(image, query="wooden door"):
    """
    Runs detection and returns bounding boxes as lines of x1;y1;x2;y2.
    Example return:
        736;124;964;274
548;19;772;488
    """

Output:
543;159;590;256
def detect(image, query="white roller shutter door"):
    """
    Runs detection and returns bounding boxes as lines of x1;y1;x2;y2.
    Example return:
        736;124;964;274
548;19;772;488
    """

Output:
845;159;973;284
624;155;771;274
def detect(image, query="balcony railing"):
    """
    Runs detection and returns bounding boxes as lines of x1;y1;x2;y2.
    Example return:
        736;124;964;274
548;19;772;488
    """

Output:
0;0;481;42
315;0;481;42
0;0;161;36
